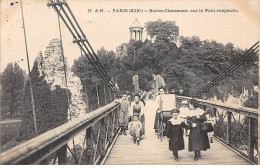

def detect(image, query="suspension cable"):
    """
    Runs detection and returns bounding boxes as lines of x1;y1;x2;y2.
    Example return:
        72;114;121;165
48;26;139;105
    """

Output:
57;7;72;121
57;6;77;158
20;0;38;135
47;0;120;95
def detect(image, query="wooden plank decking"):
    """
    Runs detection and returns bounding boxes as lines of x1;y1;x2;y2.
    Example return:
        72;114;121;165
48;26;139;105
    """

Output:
104;100;251;165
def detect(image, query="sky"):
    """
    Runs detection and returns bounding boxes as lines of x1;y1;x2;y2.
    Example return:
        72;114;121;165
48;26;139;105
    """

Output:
1;0;259;73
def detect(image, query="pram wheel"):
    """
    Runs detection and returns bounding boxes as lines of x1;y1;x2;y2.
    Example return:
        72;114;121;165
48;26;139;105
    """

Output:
157;119;164;142
157;112;170;142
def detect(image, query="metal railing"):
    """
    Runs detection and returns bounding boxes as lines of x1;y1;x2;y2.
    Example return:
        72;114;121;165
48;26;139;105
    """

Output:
176;95;258;164
0;101;121;165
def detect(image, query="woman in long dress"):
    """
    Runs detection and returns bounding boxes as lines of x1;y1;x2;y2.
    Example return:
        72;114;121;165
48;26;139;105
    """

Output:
186;100;210;161
129;93;145;136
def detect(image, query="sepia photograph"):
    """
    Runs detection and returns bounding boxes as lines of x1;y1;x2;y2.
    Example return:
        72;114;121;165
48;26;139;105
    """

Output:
0;0;259;165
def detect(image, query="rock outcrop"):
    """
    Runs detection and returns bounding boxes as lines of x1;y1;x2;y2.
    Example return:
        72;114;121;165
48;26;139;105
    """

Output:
36;39;87;120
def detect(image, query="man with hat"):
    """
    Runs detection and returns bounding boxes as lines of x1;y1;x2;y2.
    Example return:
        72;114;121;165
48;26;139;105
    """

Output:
154;86;166;132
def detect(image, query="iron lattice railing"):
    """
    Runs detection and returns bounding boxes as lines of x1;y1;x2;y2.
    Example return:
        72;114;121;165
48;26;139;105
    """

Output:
176;96;258;164
0;101;121;165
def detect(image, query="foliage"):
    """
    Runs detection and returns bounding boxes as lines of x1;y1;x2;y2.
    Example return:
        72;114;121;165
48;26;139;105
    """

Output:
72;19;258;107
244;90;258;109
0;63;25;119
72;47;117;111
20;61;70;140
146;19;179;42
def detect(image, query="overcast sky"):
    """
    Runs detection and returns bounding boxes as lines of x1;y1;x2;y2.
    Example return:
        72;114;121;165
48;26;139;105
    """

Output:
1;0;259;73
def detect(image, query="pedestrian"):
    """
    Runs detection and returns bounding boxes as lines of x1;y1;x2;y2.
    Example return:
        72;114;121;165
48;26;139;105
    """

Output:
186;99;210;161
165;109;186;162
179;100;190;136
129;93;145;136
119;93;130;135
154;86;166;132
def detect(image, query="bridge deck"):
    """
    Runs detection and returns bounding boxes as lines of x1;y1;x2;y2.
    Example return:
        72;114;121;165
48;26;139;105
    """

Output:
104;100;251;165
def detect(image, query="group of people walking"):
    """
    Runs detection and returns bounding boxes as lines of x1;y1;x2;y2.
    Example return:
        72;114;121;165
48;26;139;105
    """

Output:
154;86;216;162
118;92;145;145
118;86;216;162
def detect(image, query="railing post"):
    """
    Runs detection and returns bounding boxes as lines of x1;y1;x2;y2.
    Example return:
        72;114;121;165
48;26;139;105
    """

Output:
226;111;232;144
57;145;67;165
248;117;255;160
86;127;94;165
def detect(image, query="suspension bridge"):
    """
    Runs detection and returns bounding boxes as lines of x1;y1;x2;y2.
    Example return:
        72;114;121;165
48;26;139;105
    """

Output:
0;0;258;165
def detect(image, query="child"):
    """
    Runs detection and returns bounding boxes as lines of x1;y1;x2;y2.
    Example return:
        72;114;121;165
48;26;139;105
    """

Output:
165;109;186;162
179;100;190;136
128;115;142;145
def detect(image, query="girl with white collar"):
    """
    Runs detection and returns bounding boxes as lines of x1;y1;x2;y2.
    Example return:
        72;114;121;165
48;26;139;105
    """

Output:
165;109;187;162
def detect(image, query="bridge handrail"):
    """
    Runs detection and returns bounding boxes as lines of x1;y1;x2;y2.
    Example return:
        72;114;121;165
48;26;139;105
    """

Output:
0;101;120;165
176;96;258;119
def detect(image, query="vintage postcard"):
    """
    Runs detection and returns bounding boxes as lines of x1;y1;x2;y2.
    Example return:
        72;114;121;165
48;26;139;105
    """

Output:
0;0;259;166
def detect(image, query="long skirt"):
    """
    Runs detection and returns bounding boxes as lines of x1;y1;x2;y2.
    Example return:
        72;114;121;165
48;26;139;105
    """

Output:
188;125;210;151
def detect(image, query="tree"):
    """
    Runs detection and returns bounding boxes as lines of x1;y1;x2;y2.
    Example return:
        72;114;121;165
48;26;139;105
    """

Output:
1;63;15;119
72;47;119;111
20;61;70;140
162;63;203;96
145;20;180;73
146;19;179;43
51;85;70;128
116;68;134;92
12;63;25;118
0;63;25;119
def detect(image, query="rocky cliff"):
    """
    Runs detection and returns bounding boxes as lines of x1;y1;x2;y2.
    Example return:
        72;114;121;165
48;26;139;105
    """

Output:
36;39;87;120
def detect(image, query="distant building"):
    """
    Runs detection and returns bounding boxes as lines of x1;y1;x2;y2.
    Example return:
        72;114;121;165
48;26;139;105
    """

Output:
129;18;144;41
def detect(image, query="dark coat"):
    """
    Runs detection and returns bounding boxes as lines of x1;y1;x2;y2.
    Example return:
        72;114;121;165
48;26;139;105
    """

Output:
187;115;210;151
165;121;186;152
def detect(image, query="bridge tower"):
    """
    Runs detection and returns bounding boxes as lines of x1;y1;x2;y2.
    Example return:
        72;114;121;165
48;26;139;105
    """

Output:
129;18;144;41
